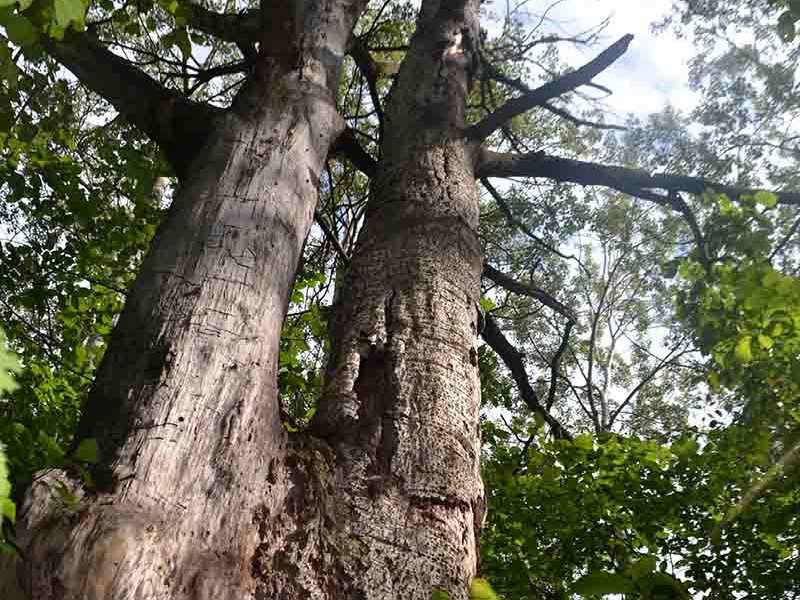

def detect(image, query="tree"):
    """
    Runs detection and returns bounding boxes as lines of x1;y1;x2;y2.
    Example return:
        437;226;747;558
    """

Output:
0;0;798;599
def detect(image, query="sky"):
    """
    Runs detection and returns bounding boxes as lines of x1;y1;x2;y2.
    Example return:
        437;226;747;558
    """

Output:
478;1;709;429
488;0;700;120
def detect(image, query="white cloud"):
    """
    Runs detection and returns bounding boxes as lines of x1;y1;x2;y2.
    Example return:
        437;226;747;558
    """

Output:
489;0;700;119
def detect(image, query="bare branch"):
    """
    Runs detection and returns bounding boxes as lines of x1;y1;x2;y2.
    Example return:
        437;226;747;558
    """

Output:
540;102;627;131
476;150;800;207
314;211;350;265
546;321;573;411
770;212;800;261
607;343;691;428
330;127;378;177
43;30;220;178
585;252;627;426
347;37;386;138
671;192;710;270
467;34;633;141
481;60;626;131
480;178;582;265
482;315;572;440
192;59;251;85
186;4;260;46
483;263;574;321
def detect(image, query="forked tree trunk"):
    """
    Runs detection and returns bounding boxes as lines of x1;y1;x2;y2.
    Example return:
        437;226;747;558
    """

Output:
5;0;486;598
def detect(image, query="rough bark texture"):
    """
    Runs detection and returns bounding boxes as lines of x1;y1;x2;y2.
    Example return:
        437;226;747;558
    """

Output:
11;1;364;598
308;1;486;598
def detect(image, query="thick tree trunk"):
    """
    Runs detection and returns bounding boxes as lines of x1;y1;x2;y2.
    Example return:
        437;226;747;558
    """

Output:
10;1;364;598
6;0;487;598
308;1;486;598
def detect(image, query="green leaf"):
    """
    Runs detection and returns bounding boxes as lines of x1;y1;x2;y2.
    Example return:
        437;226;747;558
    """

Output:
1;498;15;522
470;578;497;600
72;438;99;463
432;589;453;600
628;555;658;580
717;194;735;215
754;191;777;208
38;432;65;464
672;437;699;458
708;371;721;392
533;411;545;430
762;269;783;287
3;14;38;46
0;445;11;500
574;434;593;451
479;297;495;312
734;336;753;363
0;0;16;7
0;444;15;529
174;27;191;61
637;572;690;600
54;0;85;28
573;571;635;596
757;334;774;349
541;465;560;481
0;330;19;394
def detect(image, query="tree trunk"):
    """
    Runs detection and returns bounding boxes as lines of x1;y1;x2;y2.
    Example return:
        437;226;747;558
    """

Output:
11;1;364;598
309;1;485;597
7;0;486;598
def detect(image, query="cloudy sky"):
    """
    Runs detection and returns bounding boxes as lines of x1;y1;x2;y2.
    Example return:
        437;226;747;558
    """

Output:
487;0;700;120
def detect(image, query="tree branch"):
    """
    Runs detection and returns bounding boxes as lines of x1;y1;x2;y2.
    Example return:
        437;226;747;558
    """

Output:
44;30;220;178
476;150;800;207
481;60;626;131
482;315;572;441
480;178;581;264
541;102;627;131
347;37;385;140
467;34;633;141
546;321;573;412
186;4;260;46
483;263;574;321
330;127;378;177
314;210;350;265
607;344;691;428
